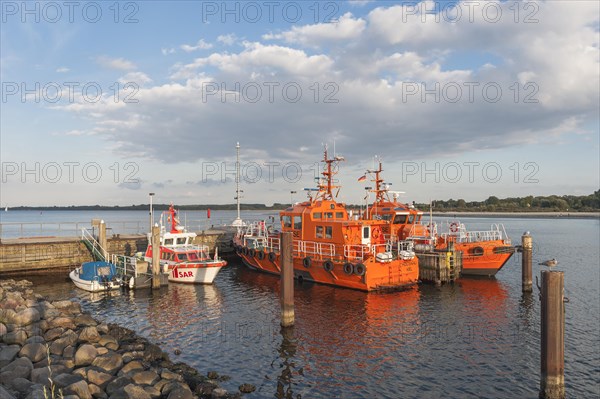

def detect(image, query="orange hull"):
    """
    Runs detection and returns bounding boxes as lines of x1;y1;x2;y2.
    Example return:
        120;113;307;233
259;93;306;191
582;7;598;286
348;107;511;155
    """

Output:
236;248;418;292
452;240;514;276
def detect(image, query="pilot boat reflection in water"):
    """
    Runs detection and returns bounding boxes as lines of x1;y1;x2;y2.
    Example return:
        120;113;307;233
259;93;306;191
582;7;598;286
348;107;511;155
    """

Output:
233;148;419;291
144;204;227;284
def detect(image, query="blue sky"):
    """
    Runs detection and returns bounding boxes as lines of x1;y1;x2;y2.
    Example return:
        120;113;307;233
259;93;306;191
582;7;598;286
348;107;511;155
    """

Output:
1;0;598;207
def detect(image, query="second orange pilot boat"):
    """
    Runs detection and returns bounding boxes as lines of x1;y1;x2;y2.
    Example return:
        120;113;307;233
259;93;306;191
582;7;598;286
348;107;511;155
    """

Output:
233;148;419;291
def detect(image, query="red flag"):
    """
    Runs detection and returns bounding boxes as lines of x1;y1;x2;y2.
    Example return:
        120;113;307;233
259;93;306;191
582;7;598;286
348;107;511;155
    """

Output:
358;175;366;182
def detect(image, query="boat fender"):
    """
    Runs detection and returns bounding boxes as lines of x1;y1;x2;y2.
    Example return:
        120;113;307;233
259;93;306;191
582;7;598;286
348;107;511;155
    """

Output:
242;247;249;256
249;248;256;257
303;257;312;268
354;263;366;276
343;262;354;275
257;250;265;260
268;252;277;262
323;260;334;272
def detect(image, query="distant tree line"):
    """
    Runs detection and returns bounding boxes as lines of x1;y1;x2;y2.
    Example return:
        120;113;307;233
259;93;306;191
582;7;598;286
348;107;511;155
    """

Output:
413;190;600;212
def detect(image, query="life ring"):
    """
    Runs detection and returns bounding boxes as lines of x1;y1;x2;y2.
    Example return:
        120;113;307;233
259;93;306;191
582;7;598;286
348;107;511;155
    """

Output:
470;246;484;256
372;227;381;241
450;222;459;233
303;257;312;268
242;247;249;256
268;252;277;262
343;262;354;275
354;263;366;276
323;260;334;272
249;248;256;257
257;250;265;260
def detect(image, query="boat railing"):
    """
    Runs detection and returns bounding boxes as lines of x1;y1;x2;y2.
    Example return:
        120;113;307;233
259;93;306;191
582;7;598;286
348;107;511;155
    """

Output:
344;244;371;262
81;228;108;261
112;254;153;286
442;228;504;243
295;240;337;259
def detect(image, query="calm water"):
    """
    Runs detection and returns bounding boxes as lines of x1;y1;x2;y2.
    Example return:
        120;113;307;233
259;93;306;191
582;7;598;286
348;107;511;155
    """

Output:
8;213;600;398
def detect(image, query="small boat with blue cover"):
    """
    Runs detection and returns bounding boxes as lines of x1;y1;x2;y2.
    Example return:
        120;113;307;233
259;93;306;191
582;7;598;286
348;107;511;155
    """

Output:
69;261;122;292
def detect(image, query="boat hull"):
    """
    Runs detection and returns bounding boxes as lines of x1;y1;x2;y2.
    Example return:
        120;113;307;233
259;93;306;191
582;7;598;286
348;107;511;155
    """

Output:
235;247;418;292
168;261;227;284
453;241;514;277
69;269;121;292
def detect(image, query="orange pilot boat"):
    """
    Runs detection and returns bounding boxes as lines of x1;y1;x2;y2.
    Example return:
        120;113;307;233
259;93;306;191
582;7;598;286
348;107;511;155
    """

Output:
364;162;515;277
144;204;227;284
233;149;419;291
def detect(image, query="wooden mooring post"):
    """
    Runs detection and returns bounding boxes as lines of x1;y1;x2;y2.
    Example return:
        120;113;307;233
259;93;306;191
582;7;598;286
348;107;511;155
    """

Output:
540;270;565;399
152;225;161;290
522;232;533;293
280;232;294;328
98;220;108;261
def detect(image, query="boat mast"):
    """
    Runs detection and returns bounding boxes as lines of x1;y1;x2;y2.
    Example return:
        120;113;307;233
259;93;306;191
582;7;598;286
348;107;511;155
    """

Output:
318;145;343;201
232;142;244;227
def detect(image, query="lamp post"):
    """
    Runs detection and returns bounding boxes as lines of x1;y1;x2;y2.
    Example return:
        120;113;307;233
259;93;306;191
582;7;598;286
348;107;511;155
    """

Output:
149;193;155;232
290;191;297;206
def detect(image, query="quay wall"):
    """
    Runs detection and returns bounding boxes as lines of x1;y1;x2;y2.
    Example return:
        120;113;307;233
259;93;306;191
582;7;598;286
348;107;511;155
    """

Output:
0;230;226;276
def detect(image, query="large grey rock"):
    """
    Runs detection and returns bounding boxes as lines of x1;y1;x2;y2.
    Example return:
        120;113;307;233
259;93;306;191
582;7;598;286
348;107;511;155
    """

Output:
64;379;92;399
0;322;7;337
92;351;123;375
99;335;119;351
123;384;152;399
0;345;21;367
25;335;45;344
210;388;228;398
87;368;114;388
44;327;64;341
0;385;17;399
79;326;101;343
52;372;84;389
130;370;159;385
6;376;35;395
143;385;161;399
49;330;78;355
75;344;98;367
3;329;28;345
0;356;33;381
75;314;98;327
48;316;76;330
0;308;17;325
88;383;108;399
119;360;144;375
168;386;194;399
106;376;133;395
14;308;40;327
19;342;47;363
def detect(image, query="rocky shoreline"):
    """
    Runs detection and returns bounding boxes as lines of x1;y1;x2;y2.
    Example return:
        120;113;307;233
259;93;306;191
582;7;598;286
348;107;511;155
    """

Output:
0;279;255;399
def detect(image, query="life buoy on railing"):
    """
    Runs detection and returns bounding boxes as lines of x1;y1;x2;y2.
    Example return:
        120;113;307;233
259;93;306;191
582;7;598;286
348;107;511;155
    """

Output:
323;260;334;272
268;252;277;262
372;227;381;241
257;250;265;260
354;263;366;276
303;257;312;268
450;222;459;233
242;247;249;256
249;248;256;257
343;262;354;275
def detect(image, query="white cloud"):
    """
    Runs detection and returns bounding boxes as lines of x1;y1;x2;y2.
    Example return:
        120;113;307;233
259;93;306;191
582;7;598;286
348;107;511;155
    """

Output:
217;34;238;46
96;56;136;71
180;39;213;52
161;48;176;55
263;13;366;47
56;67;70;73
118;72;153;86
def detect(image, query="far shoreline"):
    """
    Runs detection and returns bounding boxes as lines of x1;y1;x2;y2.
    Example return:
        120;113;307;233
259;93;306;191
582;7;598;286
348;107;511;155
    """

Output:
430;211;599;219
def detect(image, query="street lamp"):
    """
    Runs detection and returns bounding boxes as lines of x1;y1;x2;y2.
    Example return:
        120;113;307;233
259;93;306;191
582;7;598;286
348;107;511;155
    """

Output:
149;193;155;231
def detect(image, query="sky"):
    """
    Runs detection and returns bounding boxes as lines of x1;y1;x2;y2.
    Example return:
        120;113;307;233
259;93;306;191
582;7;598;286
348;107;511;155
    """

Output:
1;0;599;207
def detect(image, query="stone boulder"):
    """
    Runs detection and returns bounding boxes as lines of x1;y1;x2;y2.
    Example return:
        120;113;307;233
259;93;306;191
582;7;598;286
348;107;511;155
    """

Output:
92;351;124;375
75;344;98;367
19;342;47;363
13;307;40;327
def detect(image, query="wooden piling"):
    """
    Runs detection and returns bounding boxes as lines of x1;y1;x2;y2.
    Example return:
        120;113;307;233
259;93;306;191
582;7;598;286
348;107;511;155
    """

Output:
280;232;294;327
540;270;565;399
522;232;532;292
152;225;161;290
98;220;108;261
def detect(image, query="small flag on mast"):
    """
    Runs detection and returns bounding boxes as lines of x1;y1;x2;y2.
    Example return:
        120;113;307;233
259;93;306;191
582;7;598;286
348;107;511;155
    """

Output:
358;175;367;182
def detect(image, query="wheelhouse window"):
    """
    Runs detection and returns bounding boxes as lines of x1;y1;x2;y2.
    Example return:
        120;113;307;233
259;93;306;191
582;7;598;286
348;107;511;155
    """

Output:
335;212;344;219
176;237;186;245
363;227;370;239
188;252;198;260
164;238;174;246
316;226;323;238
313;212;322;219
382;214;392;221
325;226;333;239
293;216;302;230
282;215;292;228
393;215;407;224
325;212;333;219
177;253;188;261
408;215;415;224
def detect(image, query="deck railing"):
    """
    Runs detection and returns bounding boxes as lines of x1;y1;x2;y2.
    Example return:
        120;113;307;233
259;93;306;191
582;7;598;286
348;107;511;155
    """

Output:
0;221;145;239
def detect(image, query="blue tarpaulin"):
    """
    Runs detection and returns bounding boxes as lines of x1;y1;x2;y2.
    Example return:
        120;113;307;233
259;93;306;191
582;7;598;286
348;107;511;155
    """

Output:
80;261;117;281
